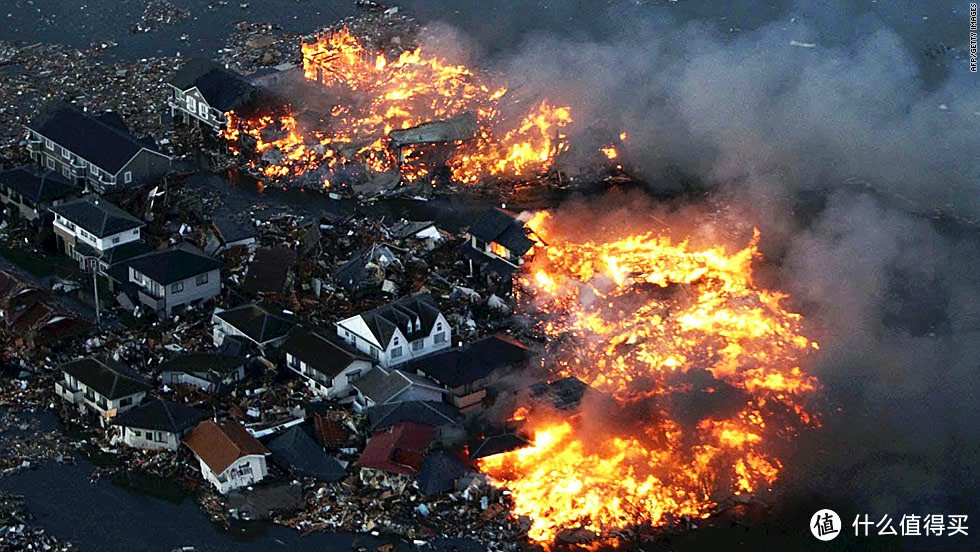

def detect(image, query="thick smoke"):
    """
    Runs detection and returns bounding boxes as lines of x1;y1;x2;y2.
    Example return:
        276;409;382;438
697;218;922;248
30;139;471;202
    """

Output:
419;0;979;531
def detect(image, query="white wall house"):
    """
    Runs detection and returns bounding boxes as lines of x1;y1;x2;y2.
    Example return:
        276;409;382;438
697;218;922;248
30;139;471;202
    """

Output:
124;246;223;317
184;420;269;494
336;292;450;368
55;357;149;422
169;58;258;131
351;367;447;413
283;327;374;399
50;195;144;272
212;303;297;353
110;400;206;452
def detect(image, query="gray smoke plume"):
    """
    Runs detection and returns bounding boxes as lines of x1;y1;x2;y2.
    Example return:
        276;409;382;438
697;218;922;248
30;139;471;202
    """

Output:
415;0;980;532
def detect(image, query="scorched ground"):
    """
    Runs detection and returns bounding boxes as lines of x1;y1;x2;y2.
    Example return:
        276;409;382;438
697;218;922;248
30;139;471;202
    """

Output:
477;211;821;547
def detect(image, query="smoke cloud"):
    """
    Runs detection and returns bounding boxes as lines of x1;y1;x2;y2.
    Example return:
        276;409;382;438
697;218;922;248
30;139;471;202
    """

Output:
418;0;979;532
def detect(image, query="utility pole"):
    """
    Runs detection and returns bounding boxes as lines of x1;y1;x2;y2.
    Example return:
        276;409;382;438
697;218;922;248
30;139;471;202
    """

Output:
88;256;100;327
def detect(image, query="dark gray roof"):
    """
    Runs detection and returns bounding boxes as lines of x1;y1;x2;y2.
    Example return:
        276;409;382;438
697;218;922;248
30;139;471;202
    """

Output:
158;352;246;376
0;165;77;205
242;247;297;294
356;292;442;347
100;241;153;266
469;432;530;460
389;220;435;240
111;399;206;433
353;367;445;406
282;327;370;379
267;426;345;482
416;449;468;495
467;208;535;255
408;334;530;388
366;400;461;432
27;101;165;174
214;303;297;345
50;195;144;238
126;246;222;285
333;243;401;291
170;58;259;112
61;357;150;400
213;216;256;244
530;376;589;411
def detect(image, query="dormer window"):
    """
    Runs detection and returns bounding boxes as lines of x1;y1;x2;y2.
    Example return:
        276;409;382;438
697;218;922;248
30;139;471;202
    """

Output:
436;322;443;332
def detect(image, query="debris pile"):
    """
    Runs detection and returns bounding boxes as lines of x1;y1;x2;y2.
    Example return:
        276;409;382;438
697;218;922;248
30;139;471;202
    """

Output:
0;493;75;551
131;0;191;34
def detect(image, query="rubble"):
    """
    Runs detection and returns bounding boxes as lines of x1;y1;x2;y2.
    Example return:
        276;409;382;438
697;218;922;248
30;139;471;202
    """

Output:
131;0;191;34
0;493;75;551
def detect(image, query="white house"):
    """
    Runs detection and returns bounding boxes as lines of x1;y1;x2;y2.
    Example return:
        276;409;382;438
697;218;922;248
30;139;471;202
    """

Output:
117;245;223;317
336;292;450;368
184;420;269;494
282;327;374;399
49;195;144;272
463;207;536;282
110;399;206;451
169;58;258;131
55;357;150;422
212;302;298;353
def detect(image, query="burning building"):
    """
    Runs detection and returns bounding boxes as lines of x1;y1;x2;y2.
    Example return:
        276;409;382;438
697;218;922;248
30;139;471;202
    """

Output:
476;210;821;547
221;27;575;190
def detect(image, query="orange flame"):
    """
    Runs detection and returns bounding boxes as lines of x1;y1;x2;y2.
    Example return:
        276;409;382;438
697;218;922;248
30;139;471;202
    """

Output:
478;212;820;546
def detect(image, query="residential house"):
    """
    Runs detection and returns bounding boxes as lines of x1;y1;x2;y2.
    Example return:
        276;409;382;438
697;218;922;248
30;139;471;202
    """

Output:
333;243;403;293
26;101;171;192
114;244;223;317
111;399;206;451
159;352;247;394
336;292;450;368
169;58;258;131
407;334;530;410
351;366;446;413
55;357;150;421
212;302;297;353
463;207;536;280
205;216;257;256
357;421;436;476
388;220;444;250
282;327;373;399
49;195;144;272
416;449;469;496
366;400;461;433
184;419;269;494
0;165;77;223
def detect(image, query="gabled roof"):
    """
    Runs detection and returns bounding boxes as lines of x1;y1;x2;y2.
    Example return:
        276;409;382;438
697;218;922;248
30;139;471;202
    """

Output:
366;400;461;432
408;334;530;388
353;367;445;406
388;220;435;240
112;399;206;433
27;101;166;174
170;58;259;112
348;292;443;347
126;245;222;285
267;426;345;482
100;241;154;266
357;421;436;475
282;327;370;379
467;208;535;255
50;195;144;238
158;352;246;377
214;303;297;345
333;243;402;291
0;165;77;205
60;357;150;400
469;432;530;460
184;419;268;475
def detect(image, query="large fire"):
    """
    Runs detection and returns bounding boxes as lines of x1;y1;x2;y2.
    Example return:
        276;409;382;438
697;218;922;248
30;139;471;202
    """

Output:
478;211;820;547
223;28;573;187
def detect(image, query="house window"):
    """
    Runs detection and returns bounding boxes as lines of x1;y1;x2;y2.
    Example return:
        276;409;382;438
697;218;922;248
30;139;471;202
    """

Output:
44;138;53;150
391;346;402;358
436;322;443;331
412;340;423;352
186;96;196;112
132;229;139;235
46;157;55;170
196;273;208;286
90;165;98;175
175;90;184;100
348;369;362;381
62;167;70;179
198;102;208;118
170;282;184;293
124;171;132;184
120;397;133;407
434;332;446;344
61;147;70;160
112;236;121;244
133;430;141;437
370;348;380;360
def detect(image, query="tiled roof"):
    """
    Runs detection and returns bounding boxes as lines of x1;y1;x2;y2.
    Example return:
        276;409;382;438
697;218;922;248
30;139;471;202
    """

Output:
184;419;268;475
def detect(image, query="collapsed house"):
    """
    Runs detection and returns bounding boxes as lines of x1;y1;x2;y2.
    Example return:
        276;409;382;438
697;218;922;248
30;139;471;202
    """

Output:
159;352;247;394
351;366;447;413
212;302;298;355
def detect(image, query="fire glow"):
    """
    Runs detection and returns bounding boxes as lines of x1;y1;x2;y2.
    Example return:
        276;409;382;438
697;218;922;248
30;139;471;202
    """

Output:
478;211;820;546
223;28;573;186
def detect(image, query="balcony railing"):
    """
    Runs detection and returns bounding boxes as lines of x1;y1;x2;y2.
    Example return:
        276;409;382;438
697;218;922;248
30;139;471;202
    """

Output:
138;289;165;311
54;380;83;403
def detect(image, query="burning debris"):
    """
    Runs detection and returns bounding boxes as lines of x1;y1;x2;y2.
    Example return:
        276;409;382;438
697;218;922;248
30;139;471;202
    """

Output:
222;25;574;190
477;210;821;546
